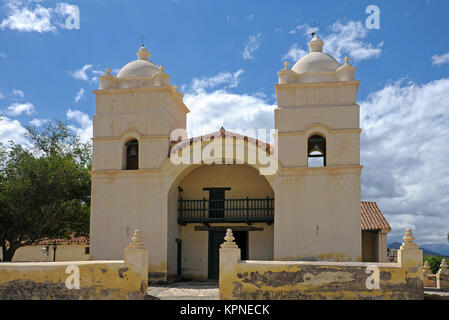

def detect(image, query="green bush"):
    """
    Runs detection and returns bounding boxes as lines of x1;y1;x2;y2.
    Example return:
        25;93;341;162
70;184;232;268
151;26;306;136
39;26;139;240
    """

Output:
424;256;448;274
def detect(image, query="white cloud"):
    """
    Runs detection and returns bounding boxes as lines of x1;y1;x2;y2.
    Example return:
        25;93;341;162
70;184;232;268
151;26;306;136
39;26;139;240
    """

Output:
69;65;103;83
289;23;319;35
1;108;93;146
54;3;76;18
29;118;49;127
324;20;382;62
74;88;85;103
90;70;104;83
12;88;24;98
69;64;92;81
282;43;307;62
0;0;55;33
189;70;244;94
0;52;7;58
4;102;35;116
246;14;254;21
360;78;449;245
282;20;382;64
183;70;275;138
243;33;262;61
0;115;28;145
66;109;92;143
0;0;78;33
431;52;449;66
1;108;93;147
185;90;276;138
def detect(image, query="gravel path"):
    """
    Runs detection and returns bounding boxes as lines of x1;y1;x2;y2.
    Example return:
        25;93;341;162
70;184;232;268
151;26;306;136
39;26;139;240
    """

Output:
424;289;449;300
147;283;449;300
147;282;219;300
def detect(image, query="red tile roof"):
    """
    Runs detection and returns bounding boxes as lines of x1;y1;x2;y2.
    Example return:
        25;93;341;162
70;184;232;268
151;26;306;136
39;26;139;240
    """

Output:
361;201;391;232
35;235;89;245
169;127;274;156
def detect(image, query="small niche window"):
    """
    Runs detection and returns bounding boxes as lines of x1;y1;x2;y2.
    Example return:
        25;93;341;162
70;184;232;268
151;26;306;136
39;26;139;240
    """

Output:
125;139;139;170
308;135;326;167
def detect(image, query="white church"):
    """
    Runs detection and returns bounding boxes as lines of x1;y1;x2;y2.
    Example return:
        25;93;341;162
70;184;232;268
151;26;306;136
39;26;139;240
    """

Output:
89;35;391;282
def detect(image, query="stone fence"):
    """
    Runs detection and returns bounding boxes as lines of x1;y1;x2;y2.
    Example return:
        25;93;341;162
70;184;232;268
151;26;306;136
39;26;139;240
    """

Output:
423;259;449;290
220;228;423;300
0;230;148;300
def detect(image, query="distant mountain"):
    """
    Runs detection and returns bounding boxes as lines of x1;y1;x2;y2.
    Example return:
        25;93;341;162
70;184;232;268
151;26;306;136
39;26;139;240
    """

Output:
388;242;401;249
422;243;449;256
388;242;449;256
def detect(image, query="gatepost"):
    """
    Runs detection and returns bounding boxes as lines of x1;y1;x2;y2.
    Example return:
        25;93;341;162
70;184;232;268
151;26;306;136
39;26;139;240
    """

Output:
219;229;241;300
437;259;449;290
124;229;149;298
397;228;424;299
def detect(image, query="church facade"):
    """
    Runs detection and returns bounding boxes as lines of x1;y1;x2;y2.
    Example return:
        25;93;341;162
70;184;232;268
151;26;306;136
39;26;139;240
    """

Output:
89;36;391;282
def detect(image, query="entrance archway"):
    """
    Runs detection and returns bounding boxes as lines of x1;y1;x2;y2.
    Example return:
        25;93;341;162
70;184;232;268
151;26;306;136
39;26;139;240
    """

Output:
167;163;275;280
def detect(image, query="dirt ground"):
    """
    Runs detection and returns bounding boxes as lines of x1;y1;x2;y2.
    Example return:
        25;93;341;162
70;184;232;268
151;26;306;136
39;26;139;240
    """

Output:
147;282;449;300
147;282;219;300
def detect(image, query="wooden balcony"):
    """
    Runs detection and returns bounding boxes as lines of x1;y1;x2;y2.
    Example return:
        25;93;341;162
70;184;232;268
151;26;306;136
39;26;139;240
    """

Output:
178;197;274;225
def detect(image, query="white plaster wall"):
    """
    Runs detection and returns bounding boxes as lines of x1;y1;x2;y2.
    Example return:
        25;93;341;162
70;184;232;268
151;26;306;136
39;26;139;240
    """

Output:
274;167;362;262
179;164;274;200
90;173;168;277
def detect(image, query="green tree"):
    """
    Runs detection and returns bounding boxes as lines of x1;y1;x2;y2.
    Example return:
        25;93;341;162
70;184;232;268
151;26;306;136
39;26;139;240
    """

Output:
0;121;91;262
424;256;448;274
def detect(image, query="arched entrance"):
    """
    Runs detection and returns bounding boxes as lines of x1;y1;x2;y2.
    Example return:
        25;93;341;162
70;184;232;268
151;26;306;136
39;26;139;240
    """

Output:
167;163;275;280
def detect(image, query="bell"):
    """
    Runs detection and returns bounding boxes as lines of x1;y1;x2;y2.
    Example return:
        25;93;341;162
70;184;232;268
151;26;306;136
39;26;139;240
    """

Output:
129;145;138;157
312;143;321;152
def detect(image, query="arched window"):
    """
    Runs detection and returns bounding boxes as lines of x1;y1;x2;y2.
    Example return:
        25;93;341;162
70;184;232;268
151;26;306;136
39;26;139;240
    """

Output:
308;135;326;167
125;139;139;170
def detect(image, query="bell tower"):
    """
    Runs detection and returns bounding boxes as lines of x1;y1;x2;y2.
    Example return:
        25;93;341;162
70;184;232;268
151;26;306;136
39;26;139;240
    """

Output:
273;36;363;261
90;45;189;282
91;45;189;172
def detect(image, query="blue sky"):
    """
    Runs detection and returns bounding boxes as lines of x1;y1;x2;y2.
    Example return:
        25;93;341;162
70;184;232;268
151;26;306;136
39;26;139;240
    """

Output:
0;0;448;248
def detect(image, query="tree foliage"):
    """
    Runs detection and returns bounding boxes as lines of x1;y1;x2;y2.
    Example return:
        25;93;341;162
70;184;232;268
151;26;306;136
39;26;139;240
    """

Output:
424;256;448;274
0;121;91;262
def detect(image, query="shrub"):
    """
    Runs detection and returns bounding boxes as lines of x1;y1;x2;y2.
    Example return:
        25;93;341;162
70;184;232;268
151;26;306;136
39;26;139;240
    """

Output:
424;256;448;274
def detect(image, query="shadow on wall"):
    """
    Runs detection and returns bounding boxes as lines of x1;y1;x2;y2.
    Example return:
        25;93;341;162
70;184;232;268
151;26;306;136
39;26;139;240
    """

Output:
219;228;425;300
0;230;148;300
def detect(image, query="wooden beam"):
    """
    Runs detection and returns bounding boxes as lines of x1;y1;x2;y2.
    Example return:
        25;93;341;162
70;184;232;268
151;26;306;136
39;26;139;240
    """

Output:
194;226;264;232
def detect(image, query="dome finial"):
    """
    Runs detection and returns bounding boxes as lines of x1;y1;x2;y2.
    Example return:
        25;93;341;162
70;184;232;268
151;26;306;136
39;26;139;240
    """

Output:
137;45;151;61
308;35;324;53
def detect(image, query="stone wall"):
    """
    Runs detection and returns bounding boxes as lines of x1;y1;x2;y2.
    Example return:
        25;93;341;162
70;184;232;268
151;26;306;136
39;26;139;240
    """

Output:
219;228;424;300
0;230;148;300
423;260;437;288
424;259;449;290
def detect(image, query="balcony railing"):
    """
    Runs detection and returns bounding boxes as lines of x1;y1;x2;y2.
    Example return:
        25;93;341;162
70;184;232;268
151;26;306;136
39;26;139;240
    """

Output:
178;197;274;225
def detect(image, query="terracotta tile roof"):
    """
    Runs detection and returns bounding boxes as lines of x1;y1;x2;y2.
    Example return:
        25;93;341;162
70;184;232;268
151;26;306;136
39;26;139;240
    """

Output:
169;127;274;156
361;201;391;232
34;235;89;245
